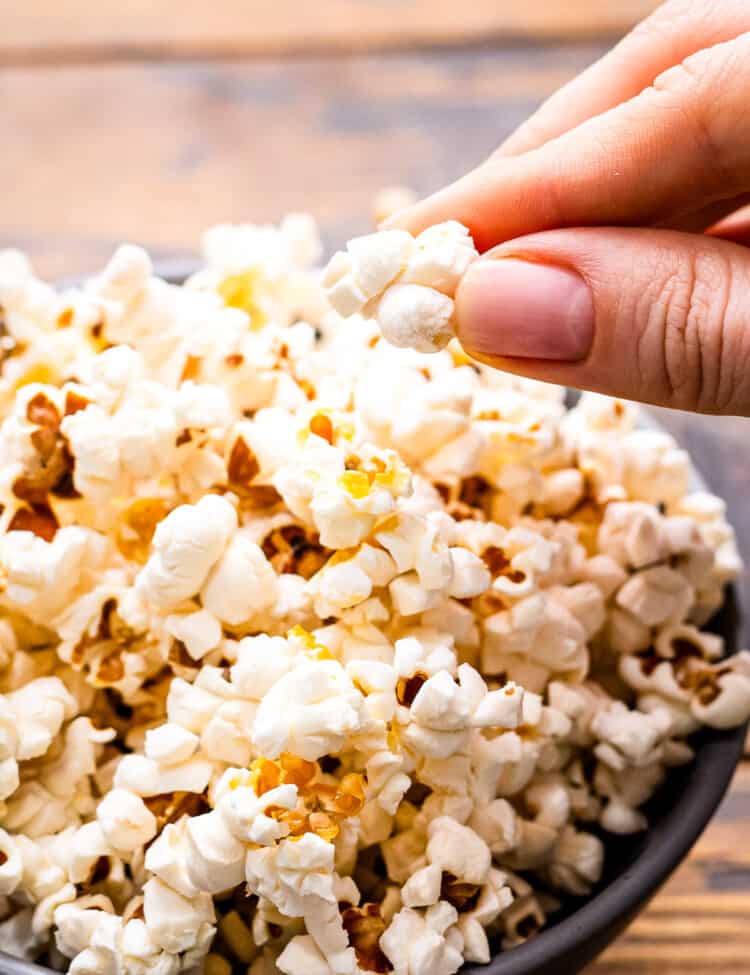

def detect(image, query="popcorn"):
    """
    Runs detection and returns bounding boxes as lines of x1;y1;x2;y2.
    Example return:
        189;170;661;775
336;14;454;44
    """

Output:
142;878;215;953
307;544;397;618
275;438;411;550
200;531;278;625
136;494;237;610
5;677;77;761
324;222;478;353
380;903;464;975
615;565;693;627
0;216;746;975
690;652;750;729
144;723;199;766
377;285;455;354
278;935;332;975
253;658;364;761
113;750;213;797
1;526;108;624
426;817;491;886
164;610;221;661
96;789;157;853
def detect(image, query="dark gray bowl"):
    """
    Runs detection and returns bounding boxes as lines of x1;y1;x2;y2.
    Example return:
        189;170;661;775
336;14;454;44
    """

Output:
0;269;743;975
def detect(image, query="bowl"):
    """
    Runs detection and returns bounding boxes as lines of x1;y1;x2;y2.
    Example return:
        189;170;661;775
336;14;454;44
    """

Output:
0;269;745;975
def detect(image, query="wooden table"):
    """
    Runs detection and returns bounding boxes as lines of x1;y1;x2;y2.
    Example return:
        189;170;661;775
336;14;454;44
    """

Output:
2;3;749;972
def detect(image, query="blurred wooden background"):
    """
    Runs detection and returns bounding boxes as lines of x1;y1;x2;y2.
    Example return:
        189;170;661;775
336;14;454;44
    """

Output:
2;3;750;973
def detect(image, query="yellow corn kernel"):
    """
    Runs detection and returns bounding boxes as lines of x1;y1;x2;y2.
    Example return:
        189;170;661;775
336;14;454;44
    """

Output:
338;470;371;499
217;270;265;329
204;953;232;975
218;911;257;965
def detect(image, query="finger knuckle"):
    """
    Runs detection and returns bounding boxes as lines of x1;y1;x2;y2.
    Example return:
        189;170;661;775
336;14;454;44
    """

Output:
651;247;738;412
650;43;745;193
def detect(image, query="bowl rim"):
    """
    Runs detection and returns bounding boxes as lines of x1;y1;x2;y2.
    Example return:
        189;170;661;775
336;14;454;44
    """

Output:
0;265;744;975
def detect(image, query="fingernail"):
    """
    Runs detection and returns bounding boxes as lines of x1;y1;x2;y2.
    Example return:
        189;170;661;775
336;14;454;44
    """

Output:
457;257;594;360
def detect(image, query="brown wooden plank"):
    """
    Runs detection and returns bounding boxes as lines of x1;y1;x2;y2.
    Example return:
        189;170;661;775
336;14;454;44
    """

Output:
1;1;660;63
0;46;611;278
587;763;750;973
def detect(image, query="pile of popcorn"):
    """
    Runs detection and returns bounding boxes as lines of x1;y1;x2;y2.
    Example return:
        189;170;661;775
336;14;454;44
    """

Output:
0;208;747;975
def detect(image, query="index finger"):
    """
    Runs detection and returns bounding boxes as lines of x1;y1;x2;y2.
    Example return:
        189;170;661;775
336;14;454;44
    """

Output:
386;33;750;253
496;0;750;158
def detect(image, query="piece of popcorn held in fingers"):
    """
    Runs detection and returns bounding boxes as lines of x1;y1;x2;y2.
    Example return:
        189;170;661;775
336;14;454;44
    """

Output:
323;222;479;353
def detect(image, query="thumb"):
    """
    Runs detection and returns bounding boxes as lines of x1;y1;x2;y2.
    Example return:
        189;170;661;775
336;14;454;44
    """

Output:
455;227;750;416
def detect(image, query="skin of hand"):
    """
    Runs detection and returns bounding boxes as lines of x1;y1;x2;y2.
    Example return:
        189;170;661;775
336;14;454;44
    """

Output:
385;0;750;416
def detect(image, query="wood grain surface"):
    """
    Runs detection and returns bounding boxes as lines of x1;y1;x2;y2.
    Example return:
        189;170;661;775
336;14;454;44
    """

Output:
3;1;660;62
1;3;749;972
0;46;612;278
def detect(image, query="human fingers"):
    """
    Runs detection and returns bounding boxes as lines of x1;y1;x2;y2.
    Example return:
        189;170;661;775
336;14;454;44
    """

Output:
455;226;750;415
386;33;750;252
497;0;750;157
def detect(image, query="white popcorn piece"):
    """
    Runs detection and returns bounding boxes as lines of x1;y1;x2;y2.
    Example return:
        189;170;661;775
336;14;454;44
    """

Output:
1;526;107;625
90;243;152;304
616;566;693;627
307;544;397;618
68;822;111;886
446;546;491;599
347;231;415;300
376;284;455;354
401;864;442;908
324;231;412;313
403;222;478;294
183;811;246;894
380;903;463;975
275;438;410;550
144;723;200;766
598;501;670;569
230;633;298;700
113;752;213;797
136;494;237;610
253;658;364;761
426;817;491;886
164;609;222;661
144;819;198;900
546;826;604;896
691;662;750;729
245;831;336;919
201;531;278;625
96;789;157;853
5;677;77;761
278;934;333;975
142;878;215;954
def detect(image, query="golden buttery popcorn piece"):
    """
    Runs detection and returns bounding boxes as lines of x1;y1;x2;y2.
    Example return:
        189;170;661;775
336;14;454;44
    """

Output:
0;209;747;975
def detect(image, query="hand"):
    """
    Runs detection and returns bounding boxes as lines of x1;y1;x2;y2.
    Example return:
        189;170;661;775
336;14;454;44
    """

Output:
386;0;750;416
